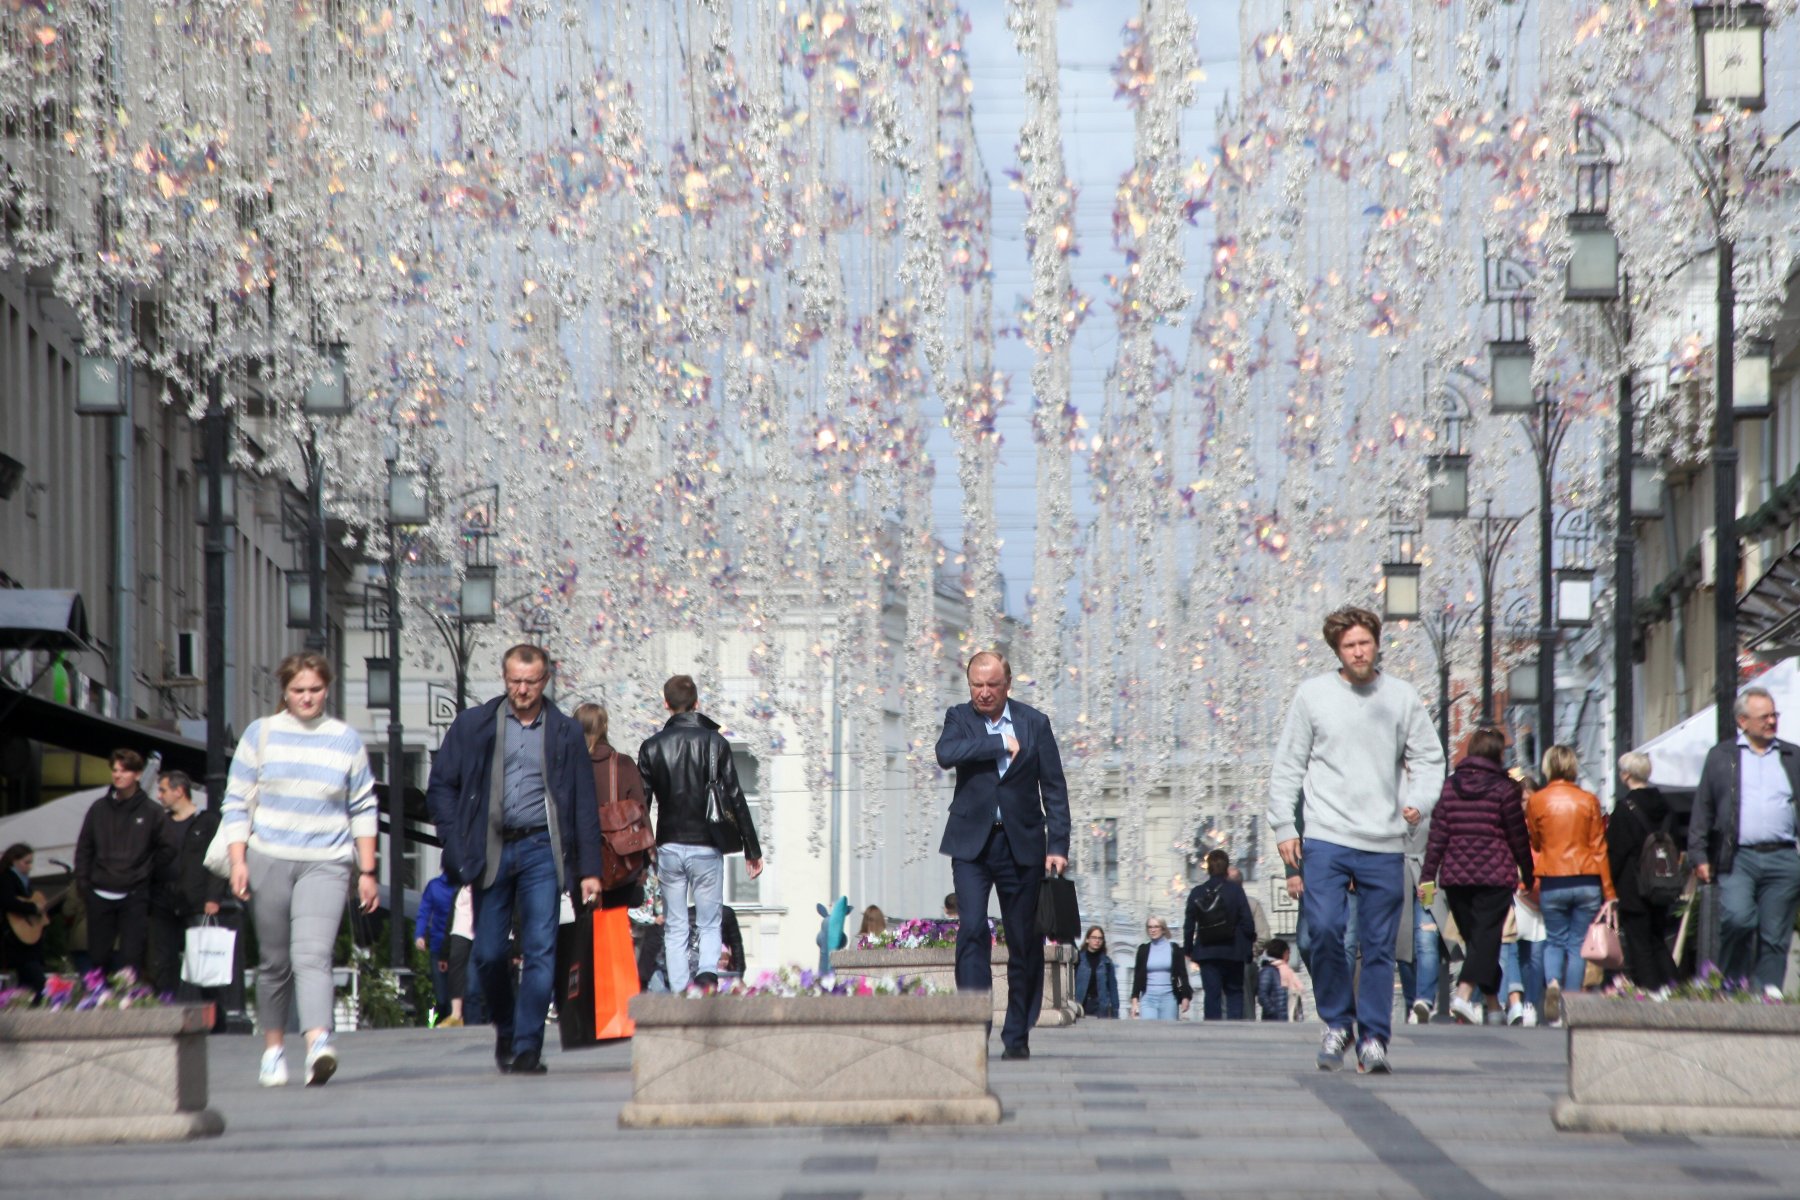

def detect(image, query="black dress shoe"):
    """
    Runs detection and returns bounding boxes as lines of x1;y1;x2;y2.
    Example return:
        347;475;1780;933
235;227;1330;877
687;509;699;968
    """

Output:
495;1038;514;1073
509;1050;547;1075
1000;1045;1031;1061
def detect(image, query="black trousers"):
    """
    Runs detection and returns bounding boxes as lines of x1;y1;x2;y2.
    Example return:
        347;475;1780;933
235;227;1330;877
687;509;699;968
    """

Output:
86;889;149;977
146;908;188;996
952;823;1045;1051
1619;905;1679;990
1444;884;1513;996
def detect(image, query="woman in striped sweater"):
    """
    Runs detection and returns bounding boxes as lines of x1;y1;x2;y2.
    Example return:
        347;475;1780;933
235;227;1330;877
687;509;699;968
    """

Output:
224;651;379;1088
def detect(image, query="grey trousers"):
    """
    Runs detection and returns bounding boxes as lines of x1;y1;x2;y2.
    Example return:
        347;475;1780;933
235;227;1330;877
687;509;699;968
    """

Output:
248;849;352;1035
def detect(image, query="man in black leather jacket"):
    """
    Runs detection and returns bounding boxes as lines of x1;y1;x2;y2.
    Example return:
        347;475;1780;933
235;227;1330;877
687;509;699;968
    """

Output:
637;675;763;991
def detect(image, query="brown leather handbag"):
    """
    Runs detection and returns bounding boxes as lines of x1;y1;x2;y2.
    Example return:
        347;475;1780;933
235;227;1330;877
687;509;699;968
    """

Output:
596;754;655;892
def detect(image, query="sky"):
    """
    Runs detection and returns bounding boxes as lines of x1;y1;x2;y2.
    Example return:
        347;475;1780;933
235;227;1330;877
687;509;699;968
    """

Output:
927;0;1241;615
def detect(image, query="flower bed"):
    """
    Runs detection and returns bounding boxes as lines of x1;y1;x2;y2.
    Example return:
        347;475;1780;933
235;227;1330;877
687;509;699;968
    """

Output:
830;941;1081;1027
619;988;1000;1128
1553;972;1800;1137
0;973;222;1147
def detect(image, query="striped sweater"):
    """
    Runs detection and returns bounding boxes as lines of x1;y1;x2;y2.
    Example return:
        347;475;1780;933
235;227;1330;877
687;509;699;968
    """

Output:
222;711;379;862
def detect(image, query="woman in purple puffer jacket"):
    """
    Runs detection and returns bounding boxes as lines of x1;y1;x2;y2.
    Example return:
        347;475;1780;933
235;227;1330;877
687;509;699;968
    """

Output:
1420;728;1535;1025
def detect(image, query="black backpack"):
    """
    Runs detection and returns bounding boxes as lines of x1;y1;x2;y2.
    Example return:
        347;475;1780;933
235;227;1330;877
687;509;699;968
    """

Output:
1626;798;1684;907
1190;882;1234;946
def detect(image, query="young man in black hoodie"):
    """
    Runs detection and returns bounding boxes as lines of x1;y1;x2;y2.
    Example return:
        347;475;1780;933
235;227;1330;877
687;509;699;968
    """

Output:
148;769;227;997
74;749;165;977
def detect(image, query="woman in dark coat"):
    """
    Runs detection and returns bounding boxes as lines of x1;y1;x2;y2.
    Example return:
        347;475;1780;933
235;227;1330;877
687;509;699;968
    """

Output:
1420;728;1535;1025
1182;849;1256;1020
1075;925;1120;1018
1609;752;1680;991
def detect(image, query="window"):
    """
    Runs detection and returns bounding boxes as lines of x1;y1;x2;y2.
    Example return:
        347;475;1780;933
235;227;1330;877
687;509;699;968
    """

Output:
726;748;763;906
1098;817;1118;899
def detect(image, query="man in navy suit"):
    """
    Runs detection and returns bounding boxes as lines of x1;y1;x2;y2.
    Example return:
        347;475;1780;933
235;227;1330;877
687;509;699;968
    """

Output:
937;650;1070;1060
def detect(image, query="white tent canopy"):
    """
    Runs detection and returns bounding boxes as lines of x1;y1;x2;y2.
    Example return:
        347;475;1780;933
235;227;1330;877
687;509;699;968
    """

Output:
1633;657;1800;789
0;786;105;874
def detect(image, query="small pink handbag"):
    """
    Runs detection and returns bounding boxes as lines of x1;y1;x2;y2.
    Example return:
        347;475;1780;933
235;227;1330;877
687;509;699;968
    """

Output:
1580;902;1625;970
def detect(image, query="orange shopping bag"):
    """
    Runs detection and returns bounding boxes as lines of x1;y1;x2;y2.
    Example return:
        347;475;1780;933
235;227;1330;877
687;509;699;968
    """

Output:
591;904;639;1040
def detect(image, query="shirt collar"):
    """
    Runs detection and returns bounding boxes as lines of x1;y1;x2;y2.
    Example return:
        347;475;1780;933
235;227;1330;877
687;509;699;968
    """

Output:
983;702;1013;729
506;707;544;730
1738;732;1783;756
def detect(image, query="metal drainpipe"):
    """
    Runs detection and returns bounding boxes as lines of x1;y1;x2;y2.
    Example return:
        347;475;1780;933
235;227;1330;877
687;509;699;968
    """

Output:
1664;487;1690;721
113;356;133;717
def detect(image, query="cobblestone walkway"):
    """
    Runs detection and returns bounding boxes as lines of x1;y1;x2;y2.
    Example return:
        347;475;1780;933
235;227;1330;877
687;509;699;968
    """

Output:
4;1016;1798;1199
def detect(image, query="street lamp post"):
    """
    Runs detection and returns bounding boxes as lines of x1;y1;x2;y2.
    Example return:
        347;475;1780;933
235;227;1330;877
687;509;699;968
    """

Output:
1521;388;1574;750
198;319;234;808
1469;500;1525;727
297;342;350;653
1422;606;1478;754
382;445;429;967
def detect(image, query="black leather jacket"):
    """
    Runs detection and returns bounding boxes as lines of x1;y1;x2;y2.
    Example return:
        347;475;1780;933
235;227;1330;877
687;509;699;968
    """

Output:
637;711;762;859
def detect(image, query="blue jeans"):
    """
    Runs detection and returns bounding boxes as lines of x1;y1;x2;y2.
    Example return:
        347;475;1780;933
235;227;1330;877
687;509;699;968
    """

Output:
1539;883;1604;993
1500;938;1544;1009
1399;896;1440;1010
1139;991;1179;1020
1301;839;1404;1047
658;843;724;992
472;831;560;1058
1718;846;1800;990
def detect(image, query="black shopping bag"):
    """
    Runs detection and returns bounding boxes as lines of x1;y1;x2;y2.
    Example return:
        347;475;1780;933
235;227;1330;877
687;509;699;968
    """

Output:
556;903;599;1050
1036;870;1081;944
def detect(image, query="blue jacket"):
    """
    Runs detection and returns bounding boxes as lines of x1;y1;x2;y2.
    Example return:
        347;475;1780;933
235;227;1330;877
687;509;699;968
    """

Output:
1257;959;1290;1020
1182;877;1256;964
424;696;603;892
414;875;456;954
1074;949;1119;1018
936;700;1070;864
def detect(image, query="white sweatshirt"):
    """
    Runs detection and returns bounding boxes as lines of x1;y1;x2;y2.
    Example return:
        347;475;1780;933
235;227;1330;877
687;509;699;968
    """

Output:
1266;670;1445;854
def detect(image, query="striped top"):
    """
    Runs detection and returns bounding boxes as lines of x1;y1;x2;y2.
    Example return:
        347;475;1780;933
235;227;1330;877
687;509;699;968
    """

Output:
222;711;379;862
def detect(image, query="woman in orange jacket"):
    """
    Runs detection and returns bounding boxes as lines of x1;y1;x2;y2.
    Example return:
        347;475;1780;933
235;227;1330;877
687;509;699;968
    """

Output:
1526;745;1615;1019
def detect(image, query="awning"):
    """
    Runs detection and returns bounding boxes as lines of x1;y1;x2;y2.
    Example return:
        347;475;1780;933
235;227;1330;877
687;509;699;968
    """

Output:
1740;536;1800;652
0;685;208;776
1633;657;1800;788
0;590;95;653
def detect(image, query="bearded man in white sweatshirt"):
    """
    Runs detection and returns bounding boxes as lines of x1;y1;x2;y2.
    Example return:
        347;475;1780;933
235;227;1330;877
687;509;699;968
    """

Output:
1268;606;1444;1075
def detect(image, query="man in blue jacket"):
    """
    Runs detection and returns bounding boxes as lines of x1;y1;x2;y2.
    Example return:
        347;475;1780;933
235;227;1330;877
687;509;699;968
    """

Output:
937;650;1070;1060
426;644;602;1074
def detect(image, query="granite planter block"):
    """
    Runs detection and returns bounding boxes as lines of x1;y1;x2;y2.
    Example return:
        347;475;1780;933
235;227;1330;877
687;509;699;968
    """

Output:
619;991;1001;1128
1552;994;1800;1137
830;942;1082;1027
0;1005;224;1147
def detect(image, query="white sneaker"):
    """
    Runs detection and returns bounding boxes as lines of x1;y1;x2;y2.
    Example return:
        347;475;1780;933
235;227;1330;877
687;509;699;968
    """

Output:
1449;995;1483;1025
259;1048;289;1087
1356;1039;1392;1074
1317;1026;1352;1071
1520;1003;1539;1027
305;1034;338;1087
1410;999;1432;1025
1505;999;1524;1026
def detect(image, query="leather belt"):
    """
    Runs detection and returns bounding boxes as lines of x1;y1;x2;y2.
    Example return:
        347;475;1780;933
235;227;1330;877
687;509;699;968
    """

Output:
502;825;548;843
1738;841;1796;852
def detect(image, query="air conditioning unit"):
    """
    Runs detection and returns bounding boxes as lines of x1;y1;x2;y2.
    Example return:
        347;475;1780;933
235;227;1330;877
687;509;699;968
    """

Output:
174;630;201;680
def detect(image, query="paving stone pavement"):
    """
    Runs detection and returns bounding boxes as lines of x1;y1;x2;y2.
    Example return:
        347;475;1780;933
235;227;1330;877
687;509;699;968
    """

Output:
5;1016;1800;1199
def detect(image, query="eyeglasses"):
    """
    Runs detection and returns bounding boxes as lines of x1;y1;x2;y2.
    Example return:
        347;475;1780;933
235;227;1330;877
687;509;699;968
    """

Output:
505;675;547;688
